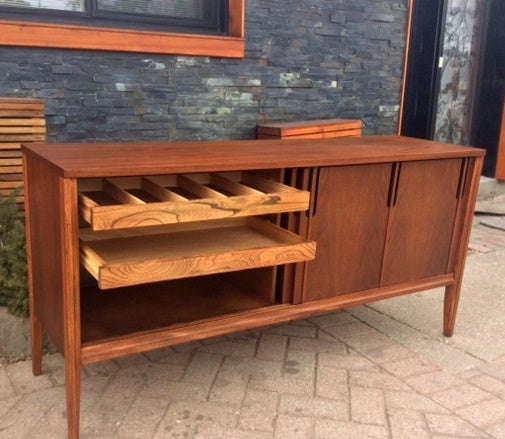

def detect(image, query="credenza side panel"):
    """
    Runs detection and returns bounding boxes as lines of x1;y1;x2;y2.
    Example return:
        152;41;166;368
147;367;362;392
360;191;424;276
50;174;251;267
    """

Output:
23;156;67;353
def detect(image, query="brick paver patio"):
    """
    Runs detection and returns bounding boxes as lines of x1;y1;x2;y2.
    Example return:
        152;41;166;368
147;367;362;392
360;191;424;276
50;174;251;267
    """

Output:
1;215;504;438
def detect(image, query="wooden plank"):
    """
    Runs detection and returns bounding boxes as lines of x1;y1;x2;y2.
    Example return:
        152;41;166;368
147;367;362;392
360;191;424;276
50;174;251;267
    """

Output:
0;126;46;134
0;134;46;141
0;158;22;166
0;118;46;126
0;143;22;150
80;217;316;289
0;110;45;117
0;166;23;173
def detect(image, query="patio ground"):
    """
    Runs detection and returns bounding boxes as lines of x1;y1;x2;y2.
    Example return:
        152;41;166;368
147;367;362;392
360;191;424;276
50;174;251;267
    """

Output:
1;214;504;439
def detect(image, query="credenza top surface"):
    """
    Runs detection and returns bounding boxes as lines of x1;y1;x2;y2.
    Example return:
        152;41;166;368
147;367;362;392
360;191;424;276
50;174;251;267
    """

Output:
22;135;485;178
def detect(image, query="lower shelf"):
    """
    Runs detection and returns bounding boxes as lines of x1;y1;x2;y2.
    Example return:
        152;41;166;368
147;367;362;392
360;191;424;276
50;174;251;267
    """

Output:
81;272;276;345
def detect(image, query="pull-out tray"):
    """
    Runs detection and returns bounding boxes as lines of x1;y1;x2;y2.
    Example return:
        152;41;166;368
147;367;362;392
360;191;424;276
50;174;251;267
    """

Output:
80;217;316;289
79;172;309;231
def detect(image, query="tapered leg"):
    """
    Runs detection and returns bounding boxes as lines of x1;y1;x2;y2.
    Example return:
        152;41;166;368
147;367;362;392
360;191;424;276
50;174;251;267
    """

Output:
65;354;81;439
30;314;43;376
443;283;461;337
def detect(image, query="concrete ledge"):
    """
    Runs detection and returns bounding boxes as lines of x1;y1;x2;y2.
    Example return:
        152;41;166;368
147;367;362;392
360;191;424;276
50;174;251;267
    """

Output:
476;177;505;214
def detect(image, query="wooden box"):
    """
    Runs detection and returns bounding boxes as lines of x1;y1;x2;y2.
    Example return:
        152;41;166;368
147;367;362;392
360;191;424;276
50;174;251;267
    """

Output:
257;118;362;140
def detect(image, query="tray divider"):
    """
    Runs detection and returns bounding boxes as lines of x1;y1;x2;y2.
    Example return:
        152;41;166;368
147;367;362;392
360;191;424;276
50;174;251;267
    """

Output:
178;174;227;199
212;172;264;196
241;173;298;194
103;178;145;205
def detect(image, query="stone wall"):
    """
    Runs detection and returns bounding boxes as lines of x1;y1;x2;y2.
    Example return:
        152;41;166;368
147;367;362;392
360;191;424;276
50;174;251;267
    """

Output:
0;0;408;143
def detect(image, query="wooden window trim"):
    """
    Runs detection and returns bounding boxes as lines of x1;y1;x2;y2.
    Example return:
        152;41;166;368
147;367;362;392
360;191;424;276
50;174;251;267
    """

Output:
0;0;245;58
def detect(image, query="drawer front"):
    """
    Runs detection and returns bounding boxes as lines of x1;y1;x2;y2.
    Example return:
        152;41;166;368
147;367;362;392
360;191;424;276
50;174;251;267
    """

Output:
79;171;309;231
80;217;316;289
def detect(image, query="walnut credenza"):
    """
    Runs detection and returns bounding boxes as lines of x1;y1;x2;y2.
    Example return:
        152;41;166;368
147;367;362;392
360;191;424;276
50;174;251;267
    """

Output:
22;136;484;439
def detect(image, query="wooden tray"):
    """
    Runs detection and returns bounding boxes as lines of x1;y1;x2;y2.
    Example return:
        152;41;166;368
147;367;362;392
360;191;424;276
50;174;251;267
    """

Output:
80;217;316;289
79;171;309;231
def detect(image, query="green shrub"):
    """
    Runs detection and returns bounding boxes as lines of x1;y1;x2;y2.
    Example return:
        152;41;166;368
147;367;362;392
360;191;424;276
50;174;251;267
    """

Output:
0;189;28;317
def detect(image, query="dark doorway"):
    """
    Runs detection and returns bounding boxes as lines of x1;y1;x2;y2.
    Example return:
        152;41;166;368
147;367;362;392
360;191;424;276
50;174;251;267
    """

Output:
400;0;446;139
470;0;505;177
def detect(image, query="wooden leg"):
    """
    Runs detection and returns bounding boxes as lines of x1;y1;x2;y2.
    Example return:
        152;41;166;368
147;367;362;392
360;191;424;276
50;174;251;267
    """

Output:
30;314;43;376
443;283;460;337
65;354;81;439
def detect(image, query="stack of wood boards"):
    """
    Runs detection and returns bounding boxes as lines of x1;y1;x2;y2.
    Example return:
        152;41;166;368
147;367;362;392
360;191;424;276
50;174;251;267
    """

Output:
257;118;362;140
0;98;46;209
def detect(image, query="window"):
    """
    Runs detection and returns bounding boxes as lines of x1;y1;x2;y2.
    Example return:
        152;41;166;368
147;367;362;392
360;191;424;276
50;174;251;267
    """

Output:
0;0;244;57
0;0;227;35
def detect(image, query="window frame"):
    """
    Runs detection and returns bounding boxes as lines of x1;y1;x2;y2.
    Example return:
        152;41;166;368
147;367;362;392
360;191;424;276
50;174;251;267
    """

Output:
0;0;245;58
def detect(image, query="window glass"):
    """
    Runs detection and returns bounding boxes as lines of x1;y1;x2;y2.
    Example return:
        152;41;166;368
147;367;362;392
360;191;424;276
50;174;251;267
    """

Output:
96;0;205;20
0;0;85;11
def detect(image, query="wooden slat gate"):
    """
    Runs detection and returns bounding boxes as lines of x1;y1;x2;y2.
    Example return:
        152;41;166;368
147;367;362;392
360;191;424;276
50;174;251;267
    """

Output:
0;98;46;209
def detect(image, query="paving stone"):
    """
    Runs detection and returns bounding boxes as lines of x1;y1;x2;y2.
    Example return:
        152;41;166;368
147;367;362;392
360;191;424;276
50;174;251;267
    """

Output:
115;396;169;439
199;340;256;357
25;403;71;439
0;392;22;419
387;408;430;439
5;360;54;395
93;369;146;416
0;367;15;400
81;375;115;411
143;347;194;366
405;370;466;395
349;370;410;391
83;360;119;379
314;419;389;438
208;368;249;407
182;351;223;384
288;335;347;354
350;386;386;425
309;311;359;328
274;414;314;438
222;356;282;378
141;379;209;402
455;398;505;429
467;373;505;397
249;373;314;396
384;390;449;413
279;394;348;421
226;330;261;345
80;409;124;439
0;387;65;439
264;323;317;338
380;356;439;378
360;342;416;364
114;353;150;369
238;389;278;432
487;419;505;438
255;334;287;361
193;426;272;439
315;366;348;400
152;401;239;439
429;383;492;410
317;352;377;371
283;350;316;380
425;412;485;437
42;353;66;386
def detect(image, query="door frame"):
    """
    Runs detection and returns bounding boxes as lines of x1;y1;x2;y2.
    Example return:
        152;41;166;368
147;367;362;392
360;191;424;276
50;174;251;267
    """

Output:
398;0;447;139
496;99;505;180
